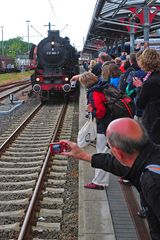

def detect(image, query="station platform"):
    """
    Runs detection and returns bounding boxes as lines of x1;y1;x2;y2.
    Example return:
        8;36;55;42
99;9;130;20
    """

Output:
78;86;142;240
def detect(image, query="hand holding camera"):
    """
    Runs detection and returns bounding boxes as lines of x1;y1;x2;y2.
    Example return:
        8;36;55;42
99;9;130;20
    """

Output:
50;140;92;161
50;141;71;155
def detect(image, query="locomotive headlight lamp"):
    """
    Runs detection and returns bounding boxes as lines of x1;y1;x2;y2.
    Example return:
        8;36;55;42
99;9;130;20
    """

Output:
36;77;40;82
64;77;69;81
51;41;55;46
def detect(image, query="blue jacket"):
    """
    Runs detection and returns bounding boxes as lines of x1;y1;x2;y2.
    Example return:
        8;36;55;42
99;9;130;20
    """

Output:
110;77;120;89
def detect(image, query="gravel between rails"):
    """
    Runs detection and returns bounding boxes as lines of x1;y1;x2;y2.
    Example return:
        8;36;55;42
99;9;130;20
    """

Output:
0;95;40;135
58;103;79;240
0;95;79;240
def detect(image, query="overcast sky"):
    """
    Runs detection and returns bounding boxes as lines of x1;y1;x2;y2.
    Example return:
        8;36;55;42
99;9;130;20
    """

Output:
0;0;97;51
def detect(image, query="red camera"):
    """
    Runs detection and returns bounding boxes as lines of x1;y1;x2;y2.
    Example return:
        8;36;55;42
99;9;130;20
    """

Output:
50;142;70;154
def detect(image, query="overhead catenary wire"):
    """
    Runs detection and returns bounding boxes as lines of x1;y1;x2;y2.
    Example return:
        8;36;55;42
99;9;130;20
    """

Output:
30;25;45;38
48;0;60;28
47;0;69;34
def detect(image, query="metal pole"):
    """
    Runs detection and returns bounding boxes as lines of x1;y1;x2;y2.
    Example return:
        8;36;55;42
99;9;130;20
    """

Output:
121;37;125;52
1;26;4;55
26;20;30;54
143;5;150;48
130;20;135;53
115;40;118;55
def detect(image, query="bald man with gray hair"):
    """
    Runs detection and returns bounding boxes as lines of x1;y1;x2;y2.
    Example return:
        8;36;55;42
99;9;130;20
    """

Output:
60;118;160;240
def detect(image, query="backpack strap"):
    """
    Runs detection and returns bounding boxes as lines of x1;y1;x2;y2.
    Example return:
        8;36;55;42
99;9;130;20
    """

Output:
87;91;97;119
121;98;133;117
145;164;160;174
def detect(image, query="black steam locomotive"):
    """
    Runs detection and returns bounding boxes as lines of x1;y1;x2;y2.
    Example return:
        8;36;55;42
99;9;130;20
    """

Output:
30;29;80;102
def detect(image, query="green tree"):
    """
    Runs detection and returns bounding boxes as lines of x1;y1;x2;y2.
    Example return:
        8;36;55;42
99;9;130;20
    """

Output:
0;37;32;57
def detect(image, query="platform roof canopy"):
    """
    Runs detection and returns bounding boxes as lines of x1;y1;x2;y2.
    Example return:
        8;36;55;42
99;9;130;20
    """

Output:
83;0;160;54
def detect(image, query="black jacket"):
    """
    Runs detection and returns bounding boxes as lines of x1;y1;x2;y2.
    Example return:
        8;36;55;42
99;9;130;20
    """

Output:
91;62;102;77
91;141;160;239
136;71;160;144
119;64;140;92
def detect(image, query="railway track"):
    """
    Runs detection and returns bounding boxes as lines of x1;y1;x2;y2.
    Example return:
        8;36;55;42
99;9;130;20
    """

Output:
0;79;30;92
0;79;31;101
0;91;152;239
0;101;78;239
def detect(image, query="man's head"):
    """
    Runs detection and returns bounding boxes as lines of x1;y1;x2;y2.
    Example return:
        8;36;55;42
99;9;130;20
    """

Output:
129;53;137;66
106;118;149;167
98;52;111;63
115;57;122;67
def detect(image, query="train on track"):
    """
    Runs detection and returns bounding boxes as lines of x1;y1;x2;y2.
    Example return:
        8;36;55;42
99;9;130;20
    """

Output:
29;29;80;102
0;55;18;73
0;55;35;73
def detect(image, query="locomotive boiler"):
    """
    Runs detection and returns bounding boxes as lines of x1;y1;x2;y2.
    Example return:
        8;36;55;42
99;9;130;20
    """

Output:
30;29;80;102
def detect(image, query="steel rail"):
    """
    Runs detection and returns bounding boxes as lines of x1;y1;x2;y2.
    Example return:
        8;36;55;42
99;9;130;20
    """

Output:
0;82;31;101
0;80;30;92
18;103;68;240
0;79;30;88
0;103;42;155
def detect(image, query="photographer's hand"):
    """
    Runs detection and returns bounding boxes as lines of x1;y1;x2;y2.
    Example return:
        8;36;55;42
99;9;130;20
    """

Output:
59;140;92;162
133;77;143;87
70;75;80;82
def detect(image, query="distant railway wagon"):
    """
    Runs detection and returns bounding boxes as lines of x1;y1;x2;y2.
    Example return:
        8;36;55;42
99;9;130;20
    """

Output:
0;56;17;73
16;55;36;71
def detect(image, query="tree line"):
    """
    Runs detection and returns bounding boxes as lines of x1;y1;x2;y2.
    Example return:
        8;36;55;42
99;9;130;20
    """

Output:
0;37;32;58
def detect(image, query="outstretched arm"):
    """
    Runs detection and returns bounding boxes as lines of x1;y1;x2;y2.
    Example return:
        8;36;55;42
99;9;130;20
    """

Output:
70;75;80;82
59;140;92;162
59;140;129;177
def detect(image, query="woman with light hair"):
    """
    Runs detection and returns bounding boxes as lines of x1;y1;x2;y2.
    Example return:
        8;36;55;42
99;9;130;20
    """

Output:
79;71;97;87
88;59;97;72
101;61;111;81
133;48;160;144
115;57;122;67
78;71;112;189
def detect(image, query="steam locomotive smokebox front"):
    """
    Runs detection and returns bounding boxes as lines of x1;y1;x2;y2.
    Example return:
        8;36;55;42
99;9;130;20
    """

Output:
37;31;68;68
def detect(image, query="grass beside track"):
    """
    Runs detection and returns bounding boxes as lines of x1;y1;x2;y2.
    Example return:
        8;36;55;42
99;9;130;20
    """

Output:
0;71;33;86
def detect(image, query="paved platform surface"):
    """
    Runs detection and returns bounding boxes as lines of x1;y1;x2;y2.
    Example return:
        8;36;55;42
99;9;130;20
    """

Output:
78;86;139;240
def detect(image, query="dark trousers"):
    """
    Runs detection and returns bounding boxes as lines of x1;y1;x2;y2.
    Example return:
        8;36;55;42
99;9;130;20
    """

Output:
146;205;160;240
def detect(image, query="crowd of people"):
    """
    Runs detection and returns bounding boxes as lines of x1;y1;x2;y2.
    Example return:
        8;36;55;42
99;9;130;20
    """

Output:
62;47;160;240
